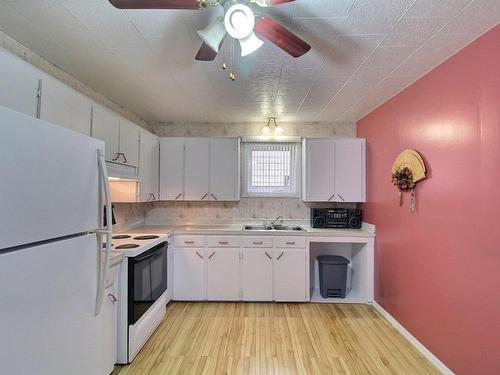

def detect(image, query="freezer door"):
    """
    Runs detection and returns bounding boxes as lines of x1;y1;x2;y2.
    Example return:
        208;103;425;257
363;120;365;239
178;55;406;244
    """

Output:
0;234;116;375
0;106;104;249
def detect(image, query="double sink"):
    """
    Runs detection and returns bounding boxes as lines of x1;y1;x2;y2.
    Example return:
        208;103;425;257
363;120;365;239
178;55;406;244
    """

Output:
243;225;306;232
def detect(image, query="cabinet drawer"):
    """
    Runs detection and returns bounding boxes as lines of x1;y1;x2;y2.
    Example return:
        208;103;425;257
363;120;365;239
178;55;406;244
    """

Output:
273;237;306;248
242;236;273;248
174;235;206;247
206;236;241;248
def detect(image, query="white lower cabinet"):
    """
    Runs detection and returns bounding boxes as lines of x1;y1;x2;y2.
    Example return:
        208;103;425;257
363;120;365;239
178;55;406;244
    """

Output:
241;248;273;301
206;248;240;301
274;249;307;302
173;236;307;302
173;248;205;301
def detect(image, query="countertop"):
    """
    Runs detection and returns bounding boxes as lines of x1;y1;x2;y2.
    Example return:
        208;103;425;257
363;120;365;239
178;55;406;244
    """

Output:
118;222;375;238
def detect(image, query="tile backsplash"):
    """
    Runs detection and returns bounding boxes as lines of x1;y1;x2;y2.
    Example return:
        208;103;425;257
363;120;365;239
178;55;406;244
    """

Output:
115;121;357;228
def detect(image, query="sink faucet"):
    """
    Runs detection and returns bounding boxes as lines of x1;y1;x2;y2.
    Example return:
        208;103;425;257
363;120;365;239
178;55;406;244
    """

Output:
271;215;283;226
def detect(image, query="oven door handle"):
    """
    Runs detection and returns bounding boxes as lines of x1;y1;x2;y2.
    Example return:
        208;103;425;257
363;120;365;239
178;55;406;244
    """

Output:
133;245;165;262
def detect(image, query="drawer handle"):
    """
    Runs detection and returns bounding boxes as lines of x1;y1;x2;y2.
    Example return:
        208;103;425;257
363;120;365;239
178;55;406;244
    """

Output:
265;252;272;260
195;251;204;259
286;241;296;245
208;251;216;259
218;241;229;245
253;241;263;245
277;252;284;260
107;293;117;303
184;240;195;244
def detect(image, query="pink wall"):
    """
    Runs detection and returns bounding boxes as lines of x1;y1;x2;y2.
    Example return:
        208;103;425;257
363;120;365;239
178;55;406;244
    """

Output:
357;25;500;375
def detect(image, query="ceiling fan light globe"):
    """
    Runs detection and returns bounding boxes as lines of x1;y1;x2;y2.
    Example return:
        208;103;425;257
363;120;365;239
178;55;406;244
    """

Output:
197;17;226;53
239;32;264;57
224;4;256;39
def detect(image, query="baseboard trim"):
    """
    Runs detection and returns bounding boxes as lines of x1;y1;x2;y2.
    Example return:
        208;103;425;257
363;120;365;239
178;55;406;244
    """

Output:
372;301;454;375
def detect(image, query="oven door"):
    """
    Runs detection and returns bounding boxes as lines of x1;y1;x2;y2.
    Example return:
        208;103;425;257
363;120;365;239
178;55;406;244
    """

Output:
128;242;168;325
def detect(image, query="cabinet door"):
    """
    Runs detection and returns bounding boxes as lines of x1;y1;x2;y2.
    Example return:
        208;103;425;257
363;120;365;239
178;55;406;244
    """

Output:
0;49;39;116
206;248;240;301
241;248;273;301
139;129;159;202
303;139;335;201
159;138;184;200
334;139;366;202
274;249;307;302
173;248;205;300
91;105;120;162
40;76;92;135
184;138;210;201
119;117;140;167
210;138;240;201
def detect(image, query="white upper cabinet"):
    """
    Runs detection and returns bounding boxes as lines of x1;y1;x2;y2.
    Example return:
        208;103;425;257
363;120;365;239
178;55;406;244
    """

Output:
0;49;40;116
91;105;120;162
118;117;140;168
303;138;335;202
184;138;210;201
209;138;240;201
139;129;159;202
159;138;184;200
91;107;140;168
159;137;240;201
334;139;366;202
303;138;366;202
39;76;92;135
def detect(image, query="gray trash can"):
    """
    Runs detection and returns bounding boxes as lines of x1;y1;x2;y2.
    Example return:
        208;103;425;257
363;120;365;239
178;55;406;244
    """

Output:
317;255;350;298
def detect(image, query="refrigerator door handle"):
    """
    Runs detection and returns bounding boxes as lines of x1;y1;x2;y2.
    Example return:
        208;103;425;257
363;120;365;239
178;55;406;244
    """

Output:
95;149;112;316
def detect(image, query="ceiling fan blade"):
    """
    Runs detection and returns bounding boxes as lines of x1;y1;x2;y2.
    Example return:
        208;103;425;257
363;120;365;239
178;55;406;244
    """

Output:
251;0;295;7
108;0;200;9
254;16;311;58
195;42;218;61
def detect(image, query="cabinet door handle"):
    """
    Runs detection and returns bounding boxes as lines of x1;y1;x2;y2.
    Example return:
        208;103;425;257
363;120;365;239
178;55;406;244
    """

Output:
208;251;216;259
107;293;117;303
277;252;284;260
184;240;195;244
285;241;296;245
120;152;128;164
253;241;263;245
147;192;156;202
210;193;218;200
265;252;272;260
328;194;335;202
175;193;182;200
112;153;120;161
218;241;229;245
201;193;208;200
338;194;345;201
195;251;204;259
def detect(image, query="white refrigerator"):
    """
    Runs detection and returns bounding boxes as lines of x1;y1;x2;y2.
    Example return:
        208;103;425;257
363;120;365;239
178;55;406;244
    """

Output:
0;105;116;375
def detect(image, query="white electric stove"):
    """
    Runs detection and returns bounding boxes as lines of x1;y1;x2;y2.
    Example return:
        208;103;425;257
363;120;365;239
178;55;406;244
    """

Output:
112;233;172;363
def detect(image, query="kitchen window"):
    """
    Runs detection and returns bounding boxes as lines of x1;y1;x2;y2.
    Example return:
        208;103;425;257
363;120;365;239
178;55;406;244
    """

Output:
242;142;301;197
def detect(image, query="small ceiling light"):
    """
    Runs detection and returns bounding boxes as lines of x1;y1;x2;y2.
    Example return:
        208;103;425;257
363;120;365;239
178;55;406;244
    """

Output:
224;4;264;57
197;17;226;53
262;117;281;134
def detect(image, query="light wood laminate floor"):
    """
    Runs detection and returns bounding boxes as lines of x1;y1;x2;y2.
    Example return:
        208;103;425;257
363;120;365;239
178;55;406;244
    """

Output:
113;302;439;375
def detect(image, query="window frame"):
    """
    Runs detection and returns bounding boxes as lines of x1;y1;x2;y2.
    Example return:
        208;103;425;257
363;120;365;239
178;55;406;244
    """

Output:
241;142;302;198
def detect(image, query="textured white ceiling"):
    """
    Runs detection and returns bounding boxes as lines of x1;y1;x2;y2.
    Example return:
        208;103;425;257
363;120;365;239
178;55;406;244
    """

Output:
0;0;498;123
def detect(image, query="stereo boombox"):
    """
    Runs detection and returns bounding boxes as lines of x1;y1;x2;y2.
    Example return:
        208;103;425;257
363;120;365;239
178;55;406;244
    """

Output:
311;208;362;229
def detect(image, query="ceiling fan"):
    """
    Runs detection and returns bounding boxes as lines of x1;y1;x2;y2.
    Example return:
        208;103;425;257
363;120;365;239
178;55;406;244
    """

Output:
108;0;311;61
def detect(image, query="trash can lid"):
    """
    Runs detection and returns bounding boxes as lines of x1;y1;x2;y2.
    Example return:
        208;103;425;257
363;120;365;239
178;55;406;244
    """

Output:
317;255;350;265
